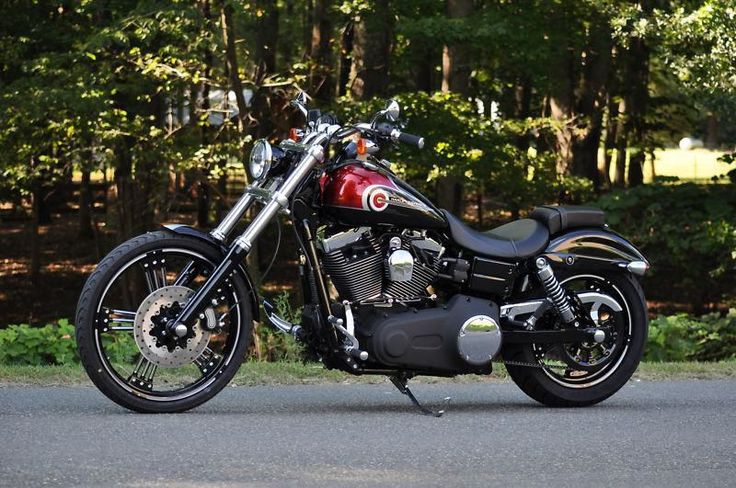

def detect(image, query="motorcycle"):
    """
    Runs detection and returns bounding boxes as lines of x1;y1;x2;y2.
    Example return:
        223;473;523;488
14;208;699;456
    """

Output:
75;93;649;415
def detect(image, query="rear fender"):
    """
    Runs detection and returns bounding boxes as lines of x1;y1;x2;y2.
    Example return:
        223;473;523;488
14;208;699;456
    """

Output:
542;227;649;277
162;224;260;320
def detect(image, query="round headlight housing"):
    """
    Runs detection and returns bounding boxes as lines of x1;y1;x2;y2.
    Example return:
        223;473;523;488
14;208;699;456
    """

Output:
249;139;273;181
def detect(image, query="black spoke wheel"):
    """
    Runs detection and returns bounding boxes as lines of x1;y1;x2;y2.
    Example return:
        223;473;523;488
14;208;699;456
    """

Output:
76;231;254;413
503;270;647;407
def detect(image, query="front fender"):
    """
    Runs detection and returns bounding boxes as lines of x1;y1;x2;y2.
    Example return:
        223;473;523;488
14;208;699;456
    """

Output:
162;224;260;320
542;227;649;276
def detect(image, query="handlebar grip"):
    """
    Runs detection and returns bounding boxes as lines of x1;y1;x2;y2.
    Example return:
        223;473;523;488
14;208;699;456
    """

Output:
397;131;425;149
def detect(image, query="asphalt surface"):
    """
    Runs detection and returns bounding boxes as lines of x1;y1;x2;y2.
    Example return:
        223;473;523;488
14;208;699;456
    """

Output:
1;379;735;488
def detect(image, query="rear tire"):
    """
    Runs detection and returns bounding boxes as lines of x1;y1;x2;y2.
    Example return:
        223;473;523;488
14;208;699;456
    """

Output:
503;271;647;407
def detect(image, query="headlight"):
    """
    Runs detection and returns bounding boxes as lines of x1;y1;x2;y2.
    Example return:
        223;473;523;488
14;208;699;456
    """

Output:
249;139;272;181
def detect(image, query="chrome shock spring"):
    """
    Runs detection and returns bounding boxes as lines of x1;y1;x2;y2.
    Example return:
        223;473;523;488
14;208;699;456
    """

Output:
535;257;576;323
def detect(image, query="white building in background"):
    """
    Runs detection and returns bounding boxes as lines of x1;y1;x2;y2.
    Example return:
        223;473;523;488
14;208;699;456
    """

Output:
165;88;254;128
679;137;704;151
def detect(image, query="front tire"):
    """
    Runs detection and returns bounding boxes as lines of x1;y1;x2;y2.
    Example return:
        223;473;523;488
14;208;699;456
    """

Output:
504;271;647;407
75;231;254;413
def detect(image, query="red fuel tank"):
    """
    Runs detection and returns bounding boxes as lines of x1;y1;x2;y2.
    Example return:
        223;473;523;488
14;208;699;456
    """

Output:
320;162;446;229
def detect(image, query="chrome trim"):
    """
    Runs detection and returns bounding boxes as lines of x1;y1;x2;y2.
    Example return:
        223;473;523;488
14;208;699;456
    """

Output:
472;273;506;282
343;301;355;337
387;249;414;282
249;139;273;181
319;227;371;253
263;299;300;336
500;299;546;320
578;291;623;313
501;291;622;322
458;315;502;364
619;260;649;276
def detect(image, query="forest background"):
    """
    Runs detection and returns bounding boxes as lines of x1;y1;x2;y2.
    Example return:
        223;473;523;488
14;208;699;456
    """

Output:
1;0;735;361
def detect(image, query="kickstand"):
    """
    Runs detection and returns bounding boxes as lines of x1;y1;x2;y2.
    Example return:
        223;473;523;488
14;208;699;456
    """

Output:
389;375;451;417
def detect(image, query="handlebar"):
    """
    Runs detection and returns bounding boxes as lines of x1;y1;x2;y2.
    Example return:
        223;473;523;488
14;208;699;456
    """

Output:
396;131;425;149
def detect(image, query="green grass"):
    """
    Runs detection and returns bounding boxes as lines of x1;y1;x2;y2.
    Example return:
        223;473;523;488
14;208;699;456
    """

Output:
649;148;729;182
1;360;734;387
599;148;730;183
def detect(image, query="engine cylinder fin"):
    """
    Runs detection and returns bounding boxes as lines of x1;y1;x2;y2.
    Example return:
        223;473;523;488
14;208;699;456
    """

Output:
321;230;440;303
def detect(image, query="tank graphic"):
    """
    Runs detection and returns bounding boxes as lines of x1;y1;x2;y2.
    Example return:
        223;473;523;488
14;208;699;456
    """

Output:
320;162;447;229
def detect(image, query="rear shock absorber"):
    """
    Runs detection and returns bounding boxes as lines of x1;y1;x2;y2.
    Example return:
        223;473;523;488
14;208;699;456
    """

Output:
535;257;576;324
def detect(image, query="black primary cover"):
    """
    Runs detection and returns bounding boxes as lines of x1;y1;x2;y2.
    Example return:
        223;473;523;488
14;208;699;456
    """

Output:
366;294;499;374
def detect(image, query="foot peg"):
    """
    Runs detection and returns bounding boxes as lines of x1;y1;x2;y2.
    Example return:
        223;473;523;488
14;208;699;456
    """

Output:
262;299;302;338
328;313;369;363
390;375;451;417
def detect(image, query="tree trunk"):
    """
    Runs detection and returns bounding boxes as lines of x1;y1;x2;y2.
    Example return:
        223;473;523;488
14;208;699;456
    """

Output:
348;0;392;100
216;172;228;221
436;0;475;217
624;4;652;187
600;95;618;188
513;77;532;150
114;136;135;240
29;178;42;287
309;0;333;101
413;46;435;93
78;169;94;239
613;98;628;186
220;2;249;131
435;177;464;217
336;21;354;97
250;1;279;139
441;0;474;94
254;0;279;79
550;18;611;189
705;112;719;149
198;0;213;228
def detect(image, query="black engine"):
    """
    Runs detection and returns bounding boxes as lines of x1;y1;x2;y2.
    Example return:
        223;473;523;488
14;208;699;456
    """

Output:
320;228;441;303
319;228;503;374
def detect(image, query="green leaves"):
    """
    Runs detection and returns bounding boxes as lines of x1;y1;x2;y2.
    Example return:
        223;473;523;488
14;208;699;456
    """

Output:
0;320;78;366
596;181;736;310
646;310;736;362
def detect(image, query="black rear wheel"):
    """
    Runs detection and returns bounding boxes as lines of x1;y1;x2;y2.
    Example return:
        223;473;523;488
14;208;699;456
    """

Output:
75;231;253;413
503;271;647;407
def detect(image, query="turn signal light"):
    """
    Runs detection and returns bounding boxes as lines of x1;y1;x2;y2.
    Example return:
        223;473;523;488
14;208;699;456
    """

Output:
357;138;367;156
289;128;299;141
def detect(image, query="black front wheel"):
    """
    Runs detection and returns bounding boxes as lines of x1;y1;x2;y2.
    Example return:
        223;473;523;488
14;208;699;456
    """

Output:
503;271;647;407
75;231;254;413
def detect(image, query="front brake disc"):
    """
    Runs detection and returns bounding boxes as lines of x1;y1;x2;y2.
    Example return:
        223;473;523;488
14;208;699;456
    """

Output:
133;286;216;368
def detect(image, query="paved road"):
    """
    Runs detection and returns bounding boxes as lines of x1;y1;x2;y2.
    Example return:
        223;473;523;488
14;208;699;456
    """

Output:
1;380;735;487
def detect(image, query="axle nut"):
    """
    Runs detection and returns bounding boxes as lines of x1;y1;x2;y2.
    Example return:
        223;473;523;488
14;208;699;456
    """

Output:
174;324;188;338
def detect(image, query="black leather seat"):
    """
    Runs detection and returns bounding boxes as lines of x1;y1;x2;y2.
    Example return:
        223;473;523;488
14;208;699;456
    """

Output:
441;210;549;260
530;205;605;234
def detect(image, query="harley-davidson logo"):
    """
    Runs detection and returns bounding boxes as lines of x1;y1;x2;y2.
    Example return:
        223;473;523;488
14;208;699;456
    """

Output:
362;185;390;212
